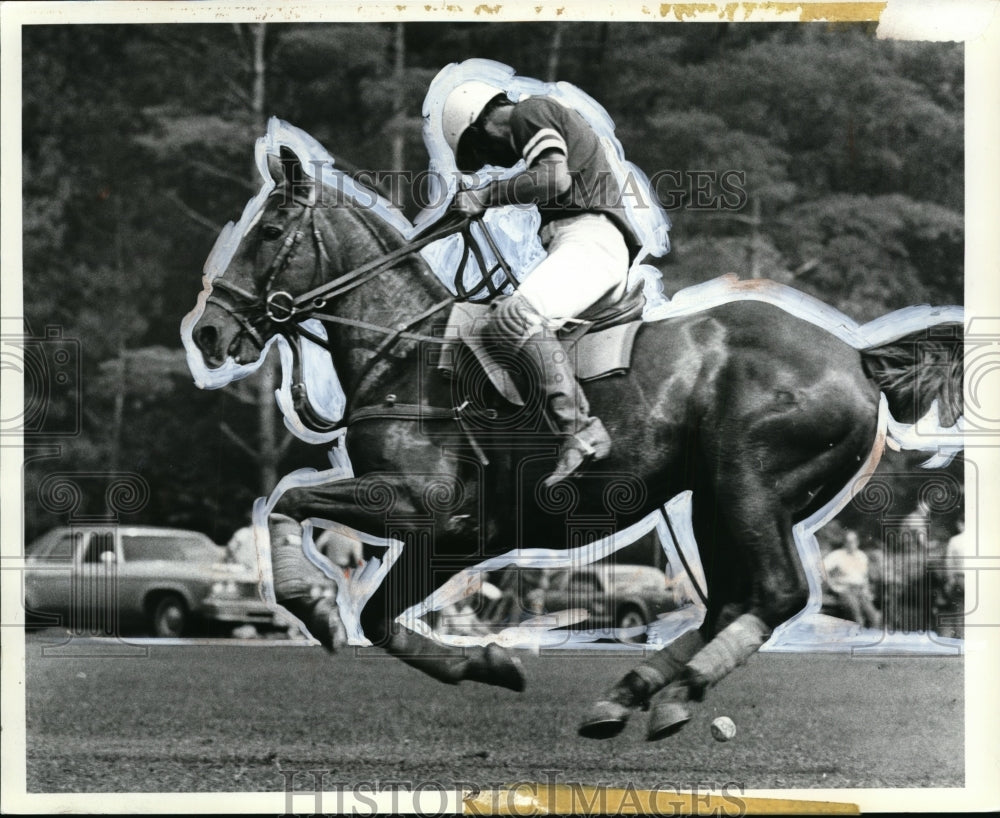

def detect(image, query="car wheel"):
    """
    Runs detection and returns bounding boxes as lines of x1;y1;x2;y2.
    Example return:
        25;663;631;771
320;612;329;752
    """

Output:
616;606;647;644
24;606;43;632
151;594;188;638
24;595;39;631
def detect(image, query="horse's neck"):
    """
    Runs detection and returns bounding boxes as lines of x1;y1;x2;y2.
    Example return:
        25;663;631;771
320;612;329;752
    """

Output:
321;204;446;401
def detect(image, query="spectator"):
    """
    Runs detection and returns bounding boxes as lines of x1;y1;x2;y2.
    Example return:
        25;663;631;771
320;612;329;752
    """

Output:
877;497;935;631
945;519;967;592
225;524;257;570
939;519;967;638
315;528;364;578
902;497;933;549
823;530;882;628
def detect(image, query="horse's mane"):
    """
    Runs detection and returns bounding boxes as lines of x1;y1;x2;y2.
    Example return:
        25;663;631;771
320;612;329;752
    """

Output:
330;155;393;201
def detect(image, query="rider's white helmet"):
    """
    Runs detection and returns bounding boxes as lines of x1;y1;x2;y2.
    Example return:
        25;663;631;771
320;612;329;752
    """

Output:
441;80;507;154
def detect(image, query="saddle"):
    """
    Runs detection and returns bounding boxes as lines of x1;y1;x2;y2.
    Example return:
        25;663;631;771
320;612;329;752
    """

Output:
440;283;646;406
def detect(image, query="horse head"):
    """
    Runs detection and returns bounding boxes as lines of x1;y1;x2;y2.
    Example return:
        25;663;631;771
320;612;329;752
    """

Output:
187;144;345;375
182;120;465;439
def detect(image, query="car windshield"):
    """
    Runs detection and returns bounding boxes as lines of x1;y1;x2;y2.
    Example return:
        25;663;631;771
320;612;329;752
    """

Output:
29;530;80;561
122;534;219;563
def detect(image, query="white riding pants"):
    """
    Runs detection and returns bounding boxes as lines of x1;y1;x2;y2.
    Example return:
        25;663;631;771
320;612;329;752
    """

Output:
516;213;630;323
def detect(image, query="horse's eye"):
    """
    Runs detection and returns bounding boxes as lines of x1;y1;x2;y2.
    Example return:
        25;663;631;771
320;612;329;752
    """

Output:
261;225;284;241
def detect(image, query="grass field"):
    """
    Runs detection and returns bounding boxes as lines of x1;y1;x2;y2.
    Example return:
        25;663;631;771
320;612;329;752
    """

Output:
23;633;963;793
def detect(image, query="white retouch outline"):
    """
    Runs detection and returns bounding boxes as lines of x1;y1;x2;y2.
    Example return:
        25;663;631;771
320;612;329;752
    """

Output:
181;62;964;655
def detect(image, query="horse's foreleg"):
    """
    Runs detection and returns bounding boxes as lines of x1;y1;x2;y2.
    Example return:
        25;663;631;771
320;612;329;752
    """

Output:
269;477;526;691
266;471;433;650
382;625;526;691
269;513;347;651
356;535;526;692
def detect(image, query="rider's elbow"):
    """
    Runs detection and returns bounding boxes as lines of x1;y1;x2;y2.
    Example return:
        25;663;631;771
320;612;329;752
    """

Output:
549;163;572;198
534;151;572;199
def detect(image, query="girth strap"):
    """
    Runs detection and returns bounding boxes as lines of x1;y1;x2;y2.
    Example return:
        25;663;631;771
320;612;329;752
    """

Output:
347;399;497;466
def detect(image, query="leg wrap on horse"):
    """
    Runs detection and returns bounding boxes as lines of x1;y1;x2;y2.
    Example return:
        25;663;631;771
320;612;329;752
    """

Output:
612;628;708;707
386;627;525;691
684;613;771;696
268;513;346;652
645;625;756;741
577;628;705;739
269;514;311;601
638;628;706;691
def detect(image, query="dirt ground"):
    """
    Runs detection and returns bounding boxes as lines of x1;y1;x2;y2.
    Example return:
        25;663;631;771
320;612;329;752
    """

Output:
22;633;963;793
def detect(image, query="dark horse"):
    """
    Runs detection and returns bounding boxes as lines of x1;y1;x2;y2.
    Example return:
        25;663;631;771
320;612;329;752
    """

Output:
185;133;963;741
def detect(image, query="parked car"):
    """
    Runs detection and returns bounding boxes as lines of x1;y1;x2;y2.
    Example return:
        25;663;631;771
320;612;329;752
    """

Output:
524;564;683;642
24;525;284;637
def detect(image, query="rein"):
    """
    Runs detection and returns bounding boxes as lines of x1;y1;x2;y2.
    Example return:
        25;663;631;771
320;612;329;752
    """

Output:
275;211;518;402
265;211;518;328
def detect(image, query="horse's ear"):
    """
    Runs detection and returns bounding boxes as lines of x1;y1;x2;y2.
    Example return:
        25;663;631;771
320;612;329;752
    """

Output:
279;144;301;172
269;146;313;202
268;146;305;185
267;151;285;185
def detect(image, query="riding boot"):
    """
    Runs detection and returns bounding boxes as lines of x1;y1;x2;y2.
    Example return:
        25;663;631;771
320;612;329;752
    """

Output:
487;294;612;487
526;332;612;488
269;513;347;651
385;626;526;691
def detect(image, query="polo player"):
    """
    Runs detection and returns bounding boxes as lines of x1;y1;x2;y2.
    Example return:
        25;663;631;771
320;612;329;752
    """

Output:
439;75;649;485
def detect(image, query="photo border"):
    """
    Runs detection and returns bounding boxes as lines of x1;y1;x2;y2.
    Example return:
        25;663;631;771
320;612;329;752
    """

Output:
2;1;997;813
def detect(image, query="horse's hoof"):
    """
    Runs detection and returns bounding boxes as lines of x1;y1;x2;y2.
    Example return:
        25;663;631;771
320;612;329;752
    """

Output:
646;700;692;741
322;604;348;653
467;643;526;692
577;700;631;739
311;597;347;653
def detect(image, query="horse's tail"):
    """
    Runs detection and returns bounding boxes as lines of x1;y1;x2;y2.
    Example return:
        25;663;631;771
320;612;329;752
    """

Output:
860;322;964;430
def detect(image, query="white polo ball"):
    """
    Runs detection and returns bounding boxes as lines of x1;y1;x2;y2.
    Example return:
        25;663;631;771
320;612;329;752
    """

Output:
710;716;736;742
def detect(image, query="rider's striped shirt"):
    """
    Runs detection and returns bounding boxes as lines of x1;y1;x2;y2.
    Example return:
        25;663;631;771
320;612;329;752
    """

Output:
509;96;642;258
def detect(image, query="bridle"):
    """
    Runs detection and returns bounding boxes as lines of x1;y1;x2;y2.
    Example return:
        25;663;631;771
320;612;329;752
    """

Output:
205;189;519;437
206;192;336;352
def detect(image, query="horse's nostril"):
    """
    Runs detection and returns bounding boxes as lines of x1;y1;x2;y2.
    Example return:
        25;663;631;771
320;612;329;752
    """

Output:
196;324;218;353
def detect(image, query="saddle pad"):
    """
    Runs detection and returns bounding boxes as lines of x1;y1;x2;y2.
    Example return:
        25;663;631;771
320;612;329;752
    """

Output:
440;302;642;403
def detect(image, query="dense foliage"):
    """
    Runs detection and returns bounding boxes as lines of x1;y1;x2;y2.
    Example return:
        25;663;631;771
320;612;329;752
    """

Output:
21;23;963;544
